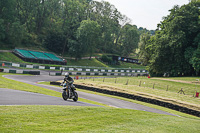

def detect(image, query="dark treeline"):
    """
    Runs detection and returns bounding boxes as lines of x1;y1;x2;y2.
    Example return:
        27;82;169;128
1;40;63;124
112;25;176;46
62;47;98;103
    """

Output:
0;0;153;59
138;0;200;76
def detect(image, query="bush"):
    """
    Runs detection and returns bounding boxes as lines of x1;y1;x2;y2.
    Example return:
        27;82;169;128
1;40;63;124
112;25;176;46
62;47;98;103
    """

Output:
43;31;66;53
101;55;112;63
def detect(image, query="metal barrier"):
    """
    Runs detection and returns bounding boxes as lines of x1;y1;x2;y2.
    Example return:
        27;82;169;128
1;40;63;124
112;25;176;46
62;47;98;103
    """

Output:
0;68;40;75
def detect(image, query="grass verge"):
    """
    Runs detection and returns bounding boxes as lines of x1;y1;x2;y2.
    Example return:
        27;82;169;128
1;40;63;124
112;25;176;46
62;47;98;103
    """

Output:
0;106;199;132
67;58;109;67
0;52;25;63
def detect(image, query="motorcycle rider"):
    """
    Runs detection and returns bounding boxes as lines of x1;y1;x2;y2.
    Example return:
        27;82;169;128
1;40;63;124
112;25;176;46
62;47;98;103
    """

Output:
62;72;75;90
61;72;78;101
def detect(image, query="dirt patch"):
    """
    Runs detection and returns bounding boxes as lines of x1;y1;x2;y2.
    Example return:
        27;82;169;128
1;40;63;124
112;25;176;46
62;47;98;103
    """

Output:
152;78;200;84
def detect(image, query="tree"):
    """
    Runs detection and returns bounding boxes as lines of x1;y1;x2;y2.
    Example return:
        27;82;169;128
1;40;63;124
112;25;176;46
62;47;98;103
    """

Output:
190;33;200;75
138;33;151;65
7;21;26;48
0;0;17;46
89;1;124;53
0;19;6;43
191;48;200;75
142;1;200;76
43;31;65;53
61;0;88;57
120;24;140;57
76;19;101;58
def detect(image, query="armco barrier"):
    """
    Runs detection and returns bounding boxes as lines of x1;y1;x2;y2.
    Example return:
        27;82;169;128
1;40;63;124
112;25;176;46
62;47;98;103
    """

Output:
50;81;200;117
0;68;40;75
49;72;148;77
0;61;148;74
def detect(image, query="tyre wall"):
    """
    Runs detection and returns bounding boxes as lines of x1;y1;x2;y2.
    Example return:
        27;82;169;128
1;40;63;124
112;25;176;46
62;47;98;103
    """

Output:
50;81;200;117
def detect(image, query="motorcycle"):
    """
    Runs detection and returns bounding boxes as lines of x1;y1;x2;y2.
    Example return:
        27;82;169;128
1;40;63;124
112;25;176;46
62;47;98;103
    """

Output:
61;82;78;102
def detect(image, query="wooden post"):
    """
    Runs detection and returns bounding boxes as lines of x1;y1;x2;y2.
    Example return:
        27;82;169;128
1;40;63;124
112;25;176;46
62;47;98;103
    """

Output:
126;79;129;85
153;83;155;89
139;81;141;86
115;77;117;84
166;85;168;91
93;77;94;81
103;77;105;82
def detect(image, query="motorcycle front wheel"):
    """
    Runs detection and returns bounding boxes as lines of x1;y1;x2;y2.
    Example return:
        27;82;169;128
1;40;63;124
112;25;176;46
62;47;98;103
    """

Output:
73;91;78;102
62;90;69;101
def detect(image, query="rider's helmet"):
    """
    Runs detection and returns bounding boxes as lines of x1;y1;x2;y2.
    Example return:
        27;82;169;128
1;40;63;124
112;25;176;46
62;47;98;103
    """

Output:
65;72;69;78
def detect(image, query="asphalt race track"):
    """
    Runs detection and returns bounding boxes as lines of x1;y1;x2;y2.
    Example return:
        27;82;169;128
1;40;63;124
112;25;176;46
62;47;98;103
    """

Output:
1;72;177;116
0;88;99;107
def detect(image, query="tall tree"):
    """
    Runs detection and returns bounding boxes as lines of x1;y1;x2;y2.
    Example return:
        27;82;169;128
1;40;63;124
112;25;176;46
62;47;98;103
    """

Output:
141;1;200;76
43;31;65;53
89;1;124;53
138;33;151;65
61;0;88;56
75;19;101;59
0;0;26;47
120;24;140;57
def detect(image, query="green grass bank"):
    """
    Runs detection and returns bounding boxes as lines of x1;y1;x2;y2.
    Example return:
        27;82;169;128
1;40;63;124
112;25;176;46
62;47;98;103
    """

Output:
0;52;145;69
0;106;199;132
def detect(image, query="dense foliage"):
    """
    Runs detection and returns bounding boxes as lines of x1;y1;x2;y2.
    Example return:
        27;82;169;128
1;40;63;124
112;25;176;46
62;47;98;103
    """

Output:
0;0;152;58
138;0;200;76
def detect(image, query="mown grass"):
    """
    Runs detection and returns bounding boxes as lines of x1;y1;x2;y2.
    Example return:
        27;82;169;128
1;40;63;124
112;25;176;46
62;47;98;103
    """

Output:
75;77;200;110
0;52;25;63
67;58;109;67
0;73;107;107
0;106;199;133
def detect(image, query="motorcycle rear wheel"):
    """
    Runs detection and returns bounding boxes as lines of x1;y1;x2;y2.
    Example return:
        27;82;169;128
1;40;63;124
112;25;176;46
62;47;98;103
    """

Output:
62;90;69;101
73;91;78;102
